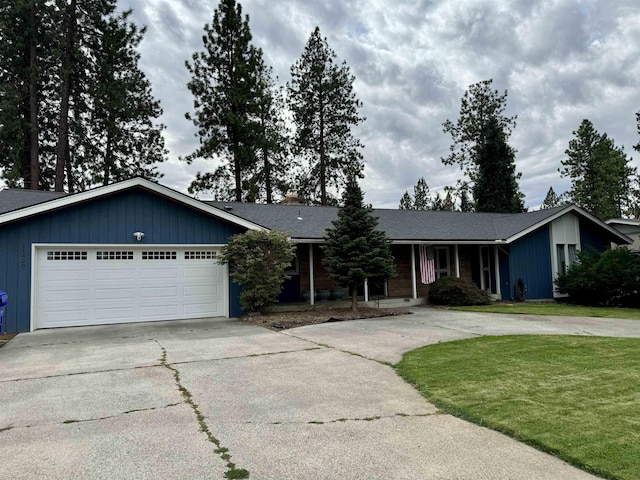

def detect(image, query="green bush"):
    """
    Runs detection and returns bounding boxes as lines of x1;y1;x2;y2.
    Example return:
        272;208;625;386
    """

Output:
555;248;640;307
428;277;492;306
219;230;296;314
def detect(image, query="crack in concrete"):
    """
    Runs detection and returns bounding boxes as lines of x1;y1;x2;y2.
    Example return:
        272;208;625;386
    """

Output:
0;402;183;434
169;346;324;367
281;332;394;366
154;340;250;479
0;363;161;384
232;412;439;426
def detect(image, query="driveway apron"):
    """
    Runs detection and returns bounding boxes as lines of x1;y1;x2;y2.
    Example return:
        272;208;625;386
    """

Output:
0;310;625;479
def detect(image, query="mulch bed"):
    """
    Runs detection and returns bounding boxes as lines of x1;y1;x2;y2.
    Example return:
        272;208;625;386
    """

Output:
242;307;412;331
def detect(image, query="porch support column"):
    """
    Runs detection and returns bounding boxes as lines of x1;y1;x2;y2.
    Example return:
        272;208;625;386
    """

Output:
454;244;460;278
308;244;315;305
494;245;501;296
364;278;369;302
411;244;417;299
479;246;485;291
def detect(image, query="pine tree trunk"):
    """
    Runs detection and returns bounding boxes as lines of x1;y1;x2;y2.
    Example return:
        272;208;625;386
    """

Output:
264;148;272;204
103;112;114;186
55;0;76;192
28;2;39;190
319;94;326;205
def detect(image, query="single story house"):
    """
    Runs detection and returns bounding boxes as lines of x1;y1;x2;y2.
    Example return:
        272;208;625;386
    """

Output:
0;178;630;333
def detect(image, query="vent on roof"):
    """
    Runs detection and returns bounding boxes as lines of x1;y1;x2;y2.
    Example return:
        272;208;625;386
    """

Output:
223;205;233;211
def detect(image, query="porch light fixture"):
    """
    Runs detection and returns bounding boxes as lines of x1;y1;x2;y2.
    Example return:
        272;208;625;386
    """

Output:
133;231;145;241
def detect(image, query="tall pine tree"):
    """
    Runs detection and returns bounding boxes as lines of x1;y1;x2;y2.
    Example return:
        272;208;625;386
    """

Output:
472;116;525;213
561;119;635;220
288;26;364;205
184;0;265;201
323;178;395;311
442;79;523;211
0;1;166;191
541;187;562;209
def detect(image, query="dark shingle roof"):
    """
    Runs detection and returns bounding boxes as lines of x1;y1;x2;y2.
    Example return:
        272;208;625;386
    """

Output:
0;188;68;214
207;201;568;242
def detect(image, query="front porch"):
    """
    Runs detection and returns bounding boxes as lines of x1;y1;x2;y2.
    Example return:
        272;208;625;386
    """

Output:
278;243;508;307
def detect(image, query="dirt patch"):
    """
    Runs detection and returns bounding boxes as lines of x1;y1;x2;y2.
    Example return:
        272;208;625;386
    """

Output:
242;307;412;331
0;333;17;349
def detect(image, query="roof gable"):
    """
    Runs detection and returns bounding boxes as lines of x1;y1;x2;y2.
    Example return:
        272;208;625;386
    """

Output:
0;178;264;231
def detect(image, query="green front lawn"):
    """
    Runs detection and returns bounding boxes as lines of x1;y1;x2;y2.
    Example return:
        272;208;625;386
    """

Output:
452;303;640;320
396;335;640;480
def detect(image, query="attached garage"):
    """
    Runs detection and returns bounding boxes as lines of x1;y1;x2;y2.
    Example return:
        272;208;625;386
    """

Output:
0;179;262;333
33;246;227;329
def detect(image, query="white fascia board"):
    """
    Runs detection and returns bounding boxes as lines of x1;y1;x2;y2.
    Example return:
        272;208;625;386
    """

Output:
506;205;633;245
0;178;266;232
290;238;507;245
605;218;640;227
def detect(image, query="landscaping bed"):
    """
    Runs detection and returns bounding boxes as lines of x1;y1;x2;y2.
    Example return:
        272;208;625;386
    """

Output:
243;307;412;330
0;333;16;349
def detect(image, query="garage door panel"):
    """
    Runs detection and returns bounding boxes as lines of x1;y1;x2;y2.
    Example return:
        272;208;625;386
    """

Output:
35;247;227;329
41;269;91;282
184;302;223;316
140;268;178;279
94;268;137;281
140;286;178;298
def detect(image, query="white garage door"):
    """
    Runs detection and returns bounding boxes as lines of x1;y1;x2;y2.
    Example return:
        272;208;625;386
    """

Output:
34;246;227;329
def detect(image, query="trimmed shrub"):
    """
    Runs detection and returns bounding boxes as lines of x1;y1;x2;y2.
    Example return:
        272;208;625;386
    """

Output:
428;277;492;306
556;247;640;307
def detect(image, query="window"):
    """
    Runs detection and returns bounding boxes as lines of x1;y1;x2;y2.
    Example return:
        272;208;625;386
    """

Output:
434;247;450;278
142;251;176;260
556;244;578;275
480;246;491;291
47;251;87;261
184;251;217;260
96;251;134;261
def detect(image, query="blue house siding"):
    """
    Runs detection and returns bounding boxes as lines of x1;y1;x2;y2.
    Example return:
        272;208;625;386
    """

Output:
508;225;553;299
579;219;610;253
0;187;246;333
498;248;511;301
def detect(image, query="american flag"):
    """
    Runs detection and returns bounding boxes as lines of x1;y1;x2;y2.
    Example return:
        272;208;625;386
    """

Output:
419;245;436;284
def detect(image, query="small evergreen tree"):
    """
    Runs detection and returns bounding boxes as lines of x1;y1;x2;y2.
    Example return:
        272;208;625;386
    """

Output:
541;187;562;209
399;191;413;209
413;177;431;210
323;178;395;311
219;230;296;313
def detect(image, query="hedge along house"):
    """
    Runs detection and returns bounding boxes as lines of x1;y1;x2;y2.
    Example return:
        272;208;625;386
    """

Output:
209;201;631;306
0;177;630;333
0;178;264;333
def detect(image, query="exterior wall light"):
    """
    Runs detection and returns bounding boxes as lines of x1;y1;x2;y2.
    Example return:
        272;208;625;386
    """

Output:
133;231;145;241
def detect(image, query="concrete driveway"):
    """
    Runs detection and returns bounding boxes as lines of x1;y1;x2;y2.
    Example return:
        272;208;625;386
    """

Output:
2;309;638;479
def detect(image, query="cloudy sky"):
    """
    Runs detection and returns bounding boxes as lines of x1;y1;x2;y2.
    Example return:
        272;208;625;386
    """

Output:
118;0;640;209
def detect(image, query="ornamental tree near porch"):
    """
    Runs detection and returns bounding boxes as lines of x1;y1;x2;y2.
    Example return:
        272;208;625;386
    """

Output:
219;230;296;314
322;178;395;311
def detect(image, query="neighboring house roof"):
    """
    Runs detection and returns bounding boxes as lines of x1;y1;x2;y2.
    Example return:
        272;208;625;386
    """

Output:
0;178;265;231
0;188;68;214
606;218;640;251
208;201;632;245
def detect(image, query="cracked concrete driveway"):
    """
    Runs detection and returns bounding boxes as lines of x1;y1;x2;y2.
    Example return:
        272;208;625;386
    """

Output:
2;309;639;479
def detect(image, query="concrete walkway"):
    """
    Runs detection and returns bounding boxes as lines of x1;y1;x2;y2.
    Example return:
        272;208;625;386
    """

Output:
2;309;636;479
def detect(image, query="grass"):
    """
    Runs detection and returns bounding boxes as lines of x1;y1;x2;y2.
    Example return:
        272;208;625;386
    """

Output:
396;335;640;480
451;302;640;320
